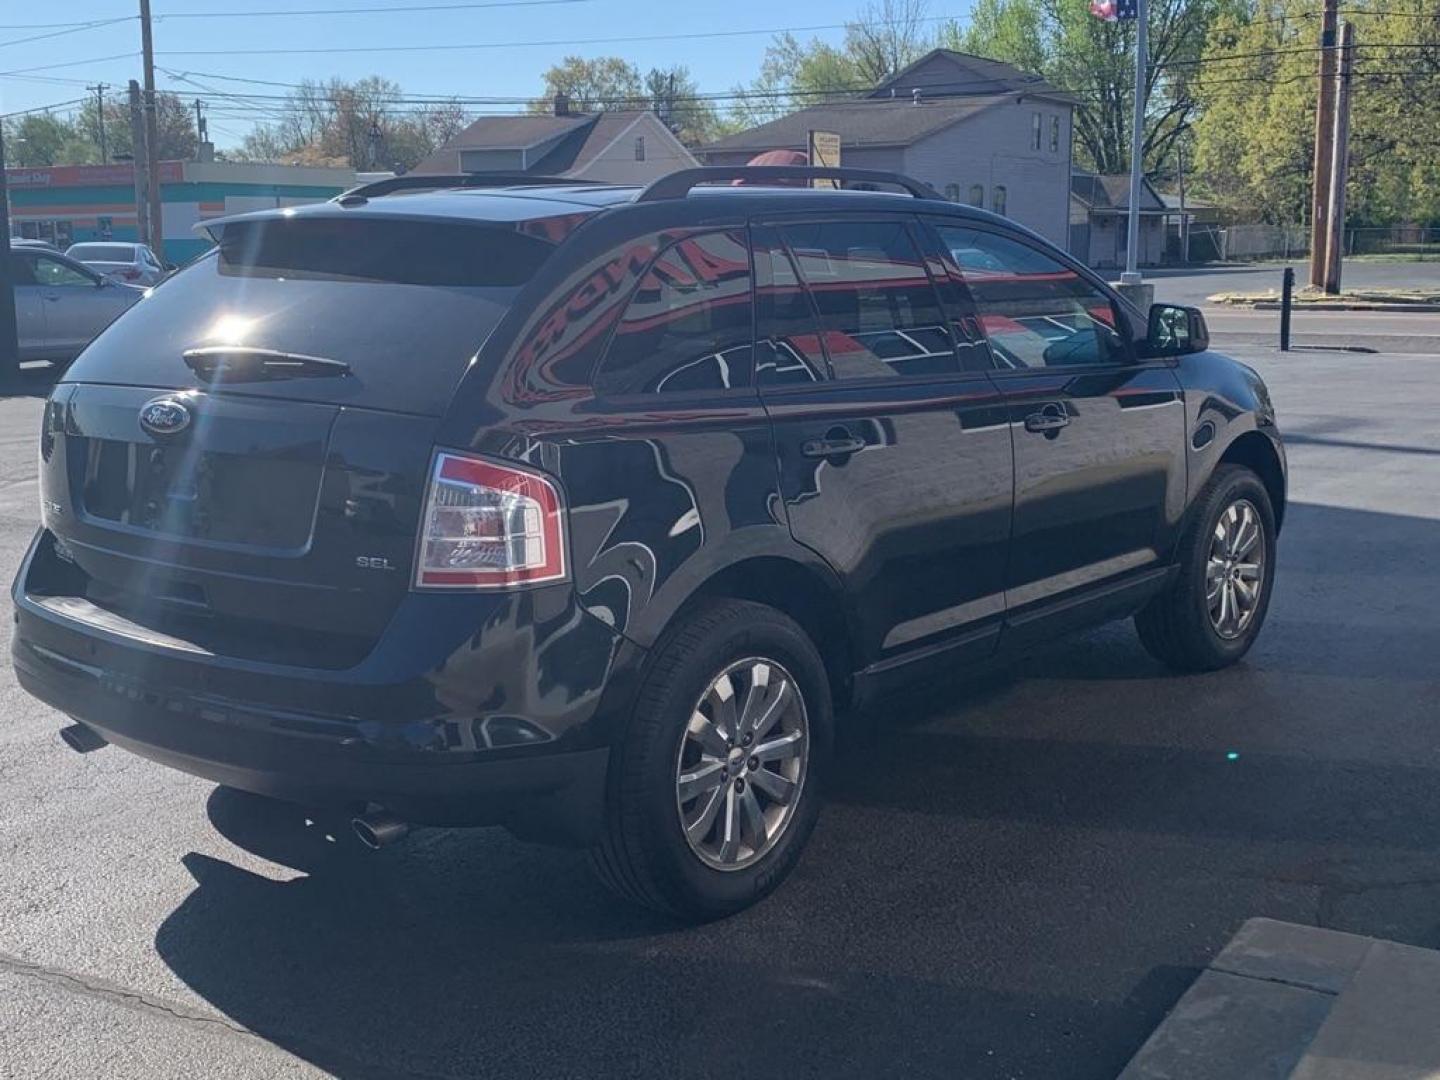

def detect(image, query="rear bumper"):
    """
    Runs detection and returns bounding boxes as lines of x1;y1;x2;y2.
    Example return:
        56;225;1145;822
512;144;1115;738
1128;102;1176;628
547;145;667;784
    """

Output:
11;531;643;845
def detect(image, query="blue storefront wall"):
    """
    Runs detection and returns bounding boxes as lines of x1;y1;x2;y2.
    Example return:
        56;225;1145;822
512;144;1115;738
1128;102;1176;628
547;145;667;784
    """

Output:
9;180;349;260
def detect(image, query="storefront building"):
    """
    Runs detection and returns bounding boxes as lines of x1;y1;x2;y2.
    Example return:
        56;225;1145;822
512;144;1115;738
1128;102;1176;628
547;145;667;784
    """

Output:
6;161;357;261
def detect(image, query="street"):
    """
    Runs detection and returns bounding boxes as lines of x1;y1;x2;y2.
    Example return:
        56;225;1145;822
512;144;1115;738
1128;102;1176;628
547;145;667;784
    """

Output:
1;329;1438;1079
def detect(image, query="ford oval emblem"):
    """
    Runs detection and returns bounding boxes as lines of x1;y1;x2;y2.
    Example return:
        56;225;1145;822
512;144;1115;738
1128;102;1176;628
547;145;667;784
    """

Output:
139;397;192;437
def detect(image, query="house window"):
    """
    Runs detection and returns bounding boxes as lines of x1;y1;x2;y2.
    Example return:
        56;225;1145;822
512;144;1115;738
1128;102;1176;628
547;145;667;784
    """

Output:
1050;115;1061;153
993;185;1007;216
969;184;985;207
1032;112;1042;151
634;136;646;161
944;183;961;202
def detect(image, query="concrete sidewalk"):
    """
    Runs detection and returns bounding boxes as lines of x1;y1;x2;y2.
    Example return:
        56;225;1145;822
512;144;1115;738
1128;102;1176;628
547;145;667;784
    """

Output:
1121;919;1440;1079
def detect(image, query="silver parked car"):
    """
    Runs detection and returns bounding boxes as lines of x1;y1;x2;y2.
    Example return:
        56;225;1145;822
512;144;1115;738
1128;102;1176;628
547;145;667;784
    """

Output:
64;241;170;286
9;246;146;365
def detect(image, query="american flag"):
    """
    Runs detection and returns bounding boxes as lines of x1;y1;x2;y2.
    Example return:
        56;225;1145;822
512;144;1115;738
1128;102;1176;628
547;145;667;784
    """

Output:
1090;0;1137;19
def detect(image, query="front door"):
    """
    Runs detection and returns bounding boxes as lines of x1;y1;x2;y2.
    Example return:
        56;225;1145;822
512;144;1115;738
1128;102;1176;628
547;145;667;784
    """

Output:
7;253;46;361
30;254;105;358
928;221;1187;640
753;218;1013;676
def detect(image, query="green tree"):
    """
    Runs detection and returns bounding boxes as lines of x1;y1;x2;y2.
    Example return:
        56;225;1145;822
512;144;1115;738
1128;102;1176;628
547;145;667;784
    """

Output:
944;0;1228;176
727;0;937;128
1190;0;1440;224
3;113;94;167
534;56;645;111
645;65;723;147
236;77;469;171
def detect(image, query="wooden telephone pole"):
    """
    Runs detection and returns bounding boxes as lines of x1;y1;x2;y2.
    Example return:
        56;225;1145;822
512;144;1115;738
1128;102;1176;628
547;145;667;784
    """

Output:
1307;0;1340;288
139;0;164;262
1322;21;1356;294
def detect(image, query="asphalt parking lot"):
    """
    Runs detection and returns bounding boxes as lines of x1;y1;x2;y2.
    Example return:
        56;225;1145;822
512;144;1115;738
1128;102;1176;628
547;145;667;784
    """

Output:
2;331;1439;1080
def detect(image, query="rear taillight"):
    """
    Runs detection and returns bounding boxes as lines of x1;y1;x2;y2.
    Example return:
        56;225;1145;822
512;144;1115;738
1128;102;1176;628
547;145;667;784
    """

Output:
414;451;567;590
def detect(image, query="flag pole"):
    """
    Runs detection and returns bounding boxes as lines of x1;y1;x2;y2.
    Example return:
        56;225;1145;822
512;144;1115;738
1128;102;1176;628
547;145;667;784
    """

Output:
1121;0;1148;285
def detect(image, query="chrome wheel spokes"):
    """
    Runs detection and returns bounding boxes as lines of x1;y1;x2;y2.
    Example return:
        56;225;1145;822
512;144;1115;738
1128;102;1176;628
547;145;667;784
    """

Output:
1207;498;1266;640
675;658;808;871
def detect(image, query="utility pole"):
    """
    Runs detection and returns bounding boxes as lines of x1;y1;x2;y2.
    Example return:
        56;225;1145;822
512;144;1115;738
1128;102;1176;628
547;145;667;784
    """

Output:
89;83;108;162
139;0;165;261
1307;0;1340;288
1323;20;1355;295
1120;0;1150;303
128;81;151;252
1177;144;1188;265
0;119;20;385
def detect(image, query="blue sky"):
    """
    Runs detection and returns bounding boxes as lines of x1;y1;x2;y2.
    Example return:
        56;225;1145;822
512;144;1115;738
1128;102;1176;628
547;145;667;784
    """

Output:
0;1;974;149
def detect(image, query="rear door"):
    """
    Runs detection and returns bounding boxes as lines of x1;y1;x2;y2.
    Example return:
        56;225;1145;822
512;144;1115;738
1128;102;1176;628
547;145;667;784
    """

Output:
753;217;1013;675
927;220;1187;640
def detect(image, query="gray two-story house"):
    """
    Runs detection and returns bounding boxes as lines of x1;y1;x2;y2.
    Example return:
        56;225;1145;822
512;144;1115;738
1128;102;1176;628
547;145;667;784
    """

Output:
701;50;1075;249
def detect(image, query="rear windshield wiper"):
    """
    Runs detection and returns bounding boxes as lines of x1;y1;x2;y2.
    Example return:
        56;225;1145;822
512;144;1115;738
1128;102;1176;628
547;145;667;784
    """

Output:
183;346;351;383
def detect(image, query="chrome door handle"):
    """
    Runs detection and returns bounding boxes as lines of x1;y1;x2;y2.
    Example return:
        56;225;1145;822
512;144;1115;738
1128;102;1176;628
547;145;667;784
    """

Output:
1023;407;1070;434
801;432;866;458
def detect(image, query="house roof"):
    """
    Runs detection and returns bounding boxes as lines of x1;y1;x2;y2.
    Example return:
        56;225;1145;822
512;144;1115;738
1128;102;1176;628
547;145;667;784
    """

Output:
702;95;1004;154
870;49;1076;104
411;110;681;176
1070;172;1167;212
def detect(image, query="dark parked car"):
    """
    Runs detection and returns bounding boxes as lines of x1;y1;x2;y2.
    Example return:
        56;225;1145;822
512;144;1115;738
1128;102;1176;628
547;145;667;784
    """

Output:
12;168;1285;919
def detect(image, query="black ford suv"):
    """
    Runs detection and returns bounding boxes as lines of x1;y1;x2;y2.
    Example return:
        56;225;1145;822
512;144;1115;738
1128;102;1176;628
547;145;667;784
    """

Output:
12;167;1284;919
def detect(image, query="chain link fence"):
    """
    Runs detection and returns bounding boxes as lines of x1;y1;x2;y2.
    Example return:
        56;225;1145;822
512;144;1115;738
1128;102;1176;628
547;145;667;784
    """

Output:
1199;224;1440;262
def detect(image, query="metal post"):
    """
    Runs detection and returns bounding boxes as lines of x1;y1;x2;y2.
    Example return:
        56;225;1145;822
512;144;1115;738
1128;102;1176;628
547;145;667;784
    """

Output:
128;81;150;250
89;83;108;163
1280;267;1294;351
1121;0;1149;285
0;119;20;386
1308;0;1340;288
139;0;165;261
1322;21;1354;295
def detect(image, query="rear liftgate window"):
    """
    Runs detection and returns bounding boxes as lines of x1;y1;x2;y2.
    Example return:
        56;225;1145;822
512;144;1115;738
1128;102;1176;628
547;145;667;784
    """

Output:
63;217;560;417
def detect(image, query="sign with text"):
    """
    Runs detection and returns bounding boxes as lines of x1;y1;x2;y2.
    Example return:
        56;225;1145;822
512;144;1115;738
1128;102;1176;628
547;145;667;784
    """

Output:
807;131;841;188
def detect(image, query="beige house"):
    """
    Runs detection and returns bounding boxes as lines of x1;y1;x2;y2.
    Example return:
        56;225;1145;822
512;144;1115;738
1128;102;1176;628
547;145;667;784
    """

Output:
700;50;1076;249
411;103;697;183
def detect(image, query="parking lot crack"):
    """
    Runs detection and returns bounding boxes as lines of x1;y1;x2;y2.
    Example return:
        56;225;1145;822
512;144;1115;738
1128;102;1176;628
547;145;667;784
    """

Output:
0;949;252;1037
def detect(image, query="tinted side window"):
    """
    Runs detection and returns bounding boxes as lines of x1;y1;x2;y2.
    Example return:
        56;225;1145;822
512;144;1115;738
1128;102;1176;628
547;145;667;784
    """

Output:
33;255;95;288
753;229;828;386
936;226;1128;370
8;255;37;286
780;221;956;380
596;230;752;396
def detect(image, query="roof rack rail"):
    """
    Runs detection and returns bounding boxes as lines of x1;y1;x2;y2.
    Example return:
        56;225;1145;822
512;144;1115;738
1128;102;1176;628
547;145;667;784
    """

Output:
335;173;604;203
636;166;939;202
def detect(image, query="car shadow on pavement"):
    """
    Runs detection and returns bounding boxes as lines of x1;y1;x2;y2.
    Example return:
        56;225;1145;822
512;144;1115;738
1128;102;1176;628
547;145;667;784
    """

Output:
153;502;1440;1080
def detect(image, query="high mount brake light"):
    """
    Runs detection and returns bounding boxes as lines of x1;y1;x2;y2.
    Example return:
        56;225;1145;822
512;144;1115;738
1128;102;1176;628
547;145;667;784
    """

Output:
414;452;567;590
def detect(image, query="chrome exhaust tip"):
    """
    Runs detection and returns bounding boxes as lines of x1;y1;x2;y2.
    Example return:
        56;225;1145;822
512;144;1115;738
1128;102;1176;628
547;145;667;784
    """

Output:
351;809;410;849
59;723;107;754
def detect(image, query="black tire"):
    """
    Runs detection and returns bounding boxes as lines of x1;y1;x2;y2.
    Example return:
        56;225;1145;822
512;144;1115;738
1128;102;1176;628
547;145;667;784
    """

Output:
590;599;831;921
1136;463;1277;672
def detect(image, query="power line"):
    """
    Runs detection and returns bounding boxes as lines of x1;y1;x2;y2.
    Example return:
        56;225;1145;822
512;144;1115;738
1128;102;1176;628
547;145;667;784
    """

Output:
0;96;89;120
0;17;134;50
154;14;970;56
154;0;590;18
0;53;140;77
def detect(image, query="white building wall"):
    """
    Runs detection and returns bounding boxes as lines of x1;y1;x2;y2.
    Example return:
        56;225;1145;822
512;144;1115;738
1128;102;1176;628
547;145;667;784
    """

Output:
567;114;698;183
901;99;1072;247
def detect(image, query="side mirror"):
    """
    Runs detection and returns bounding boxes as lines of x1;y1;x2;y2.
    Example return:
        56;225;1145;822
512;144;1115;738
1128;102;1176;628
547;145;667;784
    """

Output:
1145;303;1209;357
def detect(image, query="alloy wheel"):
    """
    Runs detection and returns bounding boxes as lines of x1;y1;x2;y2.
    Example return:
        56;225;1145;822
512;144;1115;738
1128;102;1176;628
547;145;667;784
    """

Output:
1207;498;1266;640
674;657;809;872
